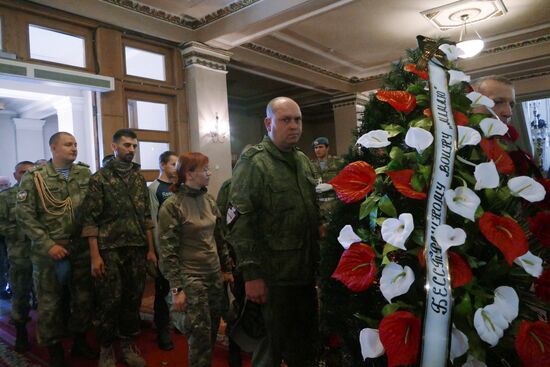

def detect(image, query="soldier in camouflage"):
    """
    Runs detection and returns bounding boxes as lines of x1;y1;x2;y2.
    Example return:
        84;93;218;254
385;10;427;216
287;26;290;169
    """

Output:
81;128;156;367
16;132;97;367
227;97;320;366
0;160;34;351
311;137;343;227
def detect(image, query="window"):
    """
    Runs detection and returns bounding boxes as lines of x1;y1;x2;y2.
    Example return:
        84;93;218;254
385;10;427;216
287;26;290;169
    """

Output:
138;141;170;170
125;46;166;81
28;25;85;67
128;100;168;131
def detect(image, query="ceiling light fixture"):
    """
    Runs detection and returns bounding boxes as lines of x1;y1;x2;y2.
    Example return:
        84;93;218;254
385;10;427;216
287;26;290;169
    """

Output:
456;14;484;58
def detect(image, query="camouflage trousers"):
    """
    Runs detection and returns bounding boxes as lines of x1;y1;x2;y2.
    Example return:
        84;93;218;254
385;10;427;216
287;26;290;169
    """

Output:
32;249;94;346
94;246;147;347
180;272;224;367
8;257;32;324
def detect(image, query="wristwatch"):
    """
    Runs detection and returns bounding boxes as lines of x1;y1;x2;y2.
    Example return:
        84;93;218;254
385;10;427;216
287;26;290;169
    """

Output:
170;287;183;295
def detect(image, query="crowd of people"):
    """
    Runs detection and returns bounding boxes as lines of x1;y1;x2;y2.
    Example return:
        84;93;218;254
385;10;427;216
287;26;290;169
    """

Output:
0;75;520;367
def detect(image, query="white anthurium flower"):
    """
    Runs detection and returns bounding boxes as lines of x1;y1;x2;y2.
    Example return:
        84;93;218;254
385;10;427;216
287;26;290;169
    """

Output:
514;251;543;278
380;262;415;303
337;225;362;250
479;118;509;137
466;91;495;109
448;70;471;86
450;324;469;363
357;130;391;148
493;286;519;324
316;183;333;194
434;224;466;254
458;126;481;149
359;328;384;359
381;213;414;250
463;355;488;367
405;127;434;154
508;176;546;202
445;186;481;221
473;304;508;347
474;161;499;190
438;43;464;61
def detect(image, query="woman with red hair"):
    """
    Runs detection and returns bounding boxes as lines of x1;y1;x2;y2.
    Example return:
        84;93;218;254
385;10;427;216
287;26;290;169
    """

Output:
157;152;233;367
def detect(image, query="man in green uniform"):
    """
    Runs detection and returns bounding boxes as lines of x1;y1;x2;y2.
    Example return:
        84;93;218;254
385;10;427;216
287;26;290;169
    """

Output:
16;132;97;367
227;97;320;367
310;137;343;227
81;128;156;367
0;160;34;351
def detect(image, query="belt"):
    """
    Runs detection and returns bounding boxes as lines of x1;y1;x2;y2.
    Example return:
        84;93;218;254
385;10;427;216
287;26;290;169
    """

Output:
319;197;336;202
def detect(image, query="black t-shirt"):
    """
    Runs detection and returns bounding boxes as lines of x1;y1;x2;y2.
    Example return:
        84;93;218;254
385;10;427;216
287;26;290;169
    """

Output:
155;179;173;207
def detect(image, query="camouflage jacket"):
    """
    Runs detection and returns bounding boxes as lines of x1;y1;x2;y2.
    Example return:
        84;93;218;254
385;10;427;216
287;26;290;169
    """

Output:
227;136;320;286
0;185;32;261
15;161;91;257
311;155;343;184
158;185;231;289
81;160;153;250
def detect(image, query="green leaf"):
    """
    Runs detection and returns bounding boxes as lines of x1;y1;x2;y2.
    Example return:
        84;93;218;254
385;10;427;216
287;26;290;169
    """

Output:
376;217;387;226
412;229;424;247
389;146;404;161
359;195;380;220
415;94;430;107
455;292;473;318
417;164;432;181
369;207;378;232
375;165;388;174
497;186;511;201
409;117;433;130
381;123;405;137
469;147;482;161
406;83;425;95
387;160;405;171
411;173;425;192
469;113;488;126
378;195;397;217
382;303;401;316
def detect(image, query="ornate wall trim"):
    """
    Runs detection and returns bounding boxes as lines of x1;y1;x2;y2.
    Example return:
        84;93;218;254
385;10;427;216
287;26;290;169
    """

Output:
510;70;550;82
482;35;550;55
181;42;232;72
100;0;260;29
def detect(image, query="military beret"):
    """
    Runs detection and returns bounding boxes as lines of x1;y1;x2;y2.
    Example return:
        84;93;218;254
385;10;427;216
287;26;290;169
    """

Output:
312;137;329;147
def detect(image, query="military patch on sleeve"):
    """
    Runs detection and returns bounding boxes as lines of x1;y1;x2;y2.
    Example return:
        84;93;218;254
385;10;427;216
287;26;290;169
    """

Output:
17;190;28;202
226;204;239;226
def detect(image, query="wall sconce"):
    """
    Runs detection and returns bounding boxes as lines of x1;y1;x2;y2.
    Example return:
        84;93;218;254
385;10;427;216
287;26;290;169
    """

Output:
456;14;485;58
209;113;227;143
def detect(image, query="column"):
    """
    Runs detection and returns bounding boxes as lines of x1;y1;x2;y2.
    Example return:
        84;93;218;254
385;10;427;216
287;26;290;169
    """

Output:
13;118;46;163
331;93;368;156
181;41;232;196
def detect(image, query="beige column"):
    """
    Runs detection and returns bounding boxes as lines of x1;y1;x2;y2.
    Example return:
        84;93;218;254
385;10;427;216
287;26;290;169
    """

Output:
181;42;232;196
331;93;368;156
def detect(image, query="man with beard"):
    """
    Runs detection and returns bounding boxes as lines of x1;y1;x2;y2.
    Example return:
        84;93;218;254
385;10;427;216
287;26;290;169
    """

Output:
81;129;156;367
148;150;178;350
16;132;97;366
0;161;34;351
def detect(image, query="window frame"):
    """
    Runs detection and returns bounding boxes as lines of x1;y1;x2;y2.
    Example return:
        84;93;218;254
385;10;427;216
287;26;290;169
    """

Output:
122;38;174;85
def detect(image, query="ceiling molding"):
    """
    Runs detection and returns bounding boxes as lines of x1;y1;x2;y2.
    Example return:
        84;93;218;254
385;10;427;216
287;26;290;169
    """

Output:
100;0;261;29
510;70;550;82
482;35;550;55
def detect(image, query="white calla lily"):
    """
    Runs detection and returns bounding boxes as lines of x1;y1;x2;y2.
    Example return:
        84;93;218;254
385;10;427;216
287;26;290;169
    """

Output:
316;183;333;193
473;304;508;347
357;130;391;148
466;91;495;109
380;262;415;303
507;176;546;202
381;213;414;250
359;328;384;359
479;118;509;137
448;70;471;86
514;251;543;277
405;127;434;154
337;225;362;250
493;286;519;324
445;186;481;221
450;324;469;362
438;44;464;61
458;126;481;149
474;161;499;190
434;224;466;253
463;355;488;367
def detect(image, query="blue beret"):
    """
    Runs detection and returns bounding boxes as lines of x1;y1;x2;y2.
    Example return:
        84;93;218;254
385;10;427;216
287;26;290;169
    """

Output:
312;137;329;147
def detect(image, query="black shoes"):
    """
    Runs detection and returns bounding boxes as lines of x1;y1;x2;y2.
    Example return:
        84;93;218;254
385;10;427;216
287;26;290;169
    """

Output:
48;343;65;367
14;323;30;352
157;328;174;351
71;333;99;360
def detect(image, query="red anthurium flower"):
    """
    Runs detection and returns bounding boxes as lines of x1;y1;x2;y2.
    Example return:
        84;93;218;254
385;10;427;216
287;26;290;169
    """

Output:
453;111;469;126
448;251;473;288
509;149;536;176
379;311;421;367
376;90;417;114
479;212;528;265
537;178;550;209
387;170;427;200
534;268;550;303
331;243;377;292
528;211;550;248
404;64;429;80
515;320;550;367
417;248;426;268
479;138;515;174
329;161;376;204
503;123;519;142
